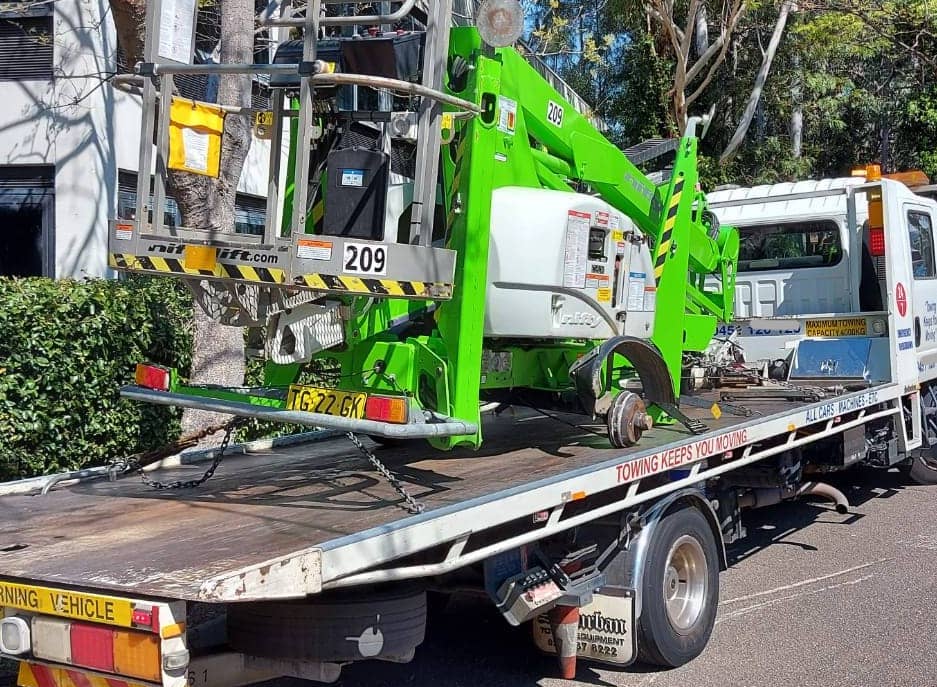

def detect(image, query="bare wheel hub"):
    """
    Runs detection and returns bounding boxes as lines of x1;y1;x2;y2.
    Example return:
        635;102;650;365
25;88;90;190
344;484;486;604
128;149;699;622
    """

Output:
607;391;654;447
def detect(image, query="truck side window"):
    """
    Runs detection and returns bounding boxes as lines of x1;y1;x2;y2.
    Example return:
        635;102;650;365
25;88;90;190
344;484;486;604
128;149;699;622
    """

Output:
908;211;936;279
736;220;842;272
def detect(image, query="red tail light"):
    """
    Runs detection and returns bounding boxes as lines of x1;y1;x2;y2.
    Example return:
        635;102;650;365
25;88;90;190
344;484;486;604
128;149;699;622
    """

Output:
365;395;409;424
134;364;171;391
869;226;886;256
70;624;115;673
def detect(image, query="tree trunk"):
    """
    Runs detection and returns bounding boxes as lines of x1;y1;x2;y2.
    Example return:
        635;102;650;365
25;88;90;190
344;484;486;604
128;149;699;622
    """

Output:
111;0;255;441
719;0;794;165
790;55;803;158
177;0;254;439
109;0;147;69
694;5;709;59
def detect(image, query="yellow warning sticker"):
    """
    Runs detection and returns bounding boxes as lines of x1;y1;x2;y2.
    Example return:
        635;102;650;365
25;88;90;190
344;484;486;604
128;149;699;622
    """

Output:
710;403;722;420
0;580;134;627
597;287;611;302
805;317;867;337
253;110;274;127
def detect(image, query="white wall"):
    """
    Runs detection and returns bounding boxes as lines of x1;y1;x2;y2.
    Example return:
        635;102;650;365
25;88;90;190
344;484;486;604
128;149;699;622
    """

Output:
0;0;272;279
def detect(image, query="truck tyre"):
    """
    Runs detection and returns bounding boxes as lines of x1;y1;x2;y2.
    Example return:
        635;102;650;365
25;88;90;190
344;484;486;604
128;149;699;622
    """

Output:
908;452;937;485
910;384;937;485
226;584;426;662
635;506;719;668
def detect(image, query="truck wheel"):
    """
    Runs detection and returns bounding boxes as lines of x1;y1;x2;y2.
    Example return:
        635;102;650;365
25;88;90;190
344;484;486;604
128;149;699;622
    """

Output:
226;584;426;662
607;392;653;448
908;452;937;485
636;506;719;667
912;385;937;485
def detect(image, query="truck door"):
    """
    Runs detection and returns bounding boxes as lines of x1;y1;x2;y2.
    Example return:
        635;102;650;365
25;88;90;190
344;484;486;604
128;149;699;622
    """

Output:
904;202;937;374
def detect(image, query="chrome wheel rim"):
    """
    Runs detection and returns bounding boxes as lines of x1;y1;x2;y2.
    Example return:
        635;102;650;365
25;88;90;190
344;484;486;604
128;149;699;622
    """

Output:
662;534;707;633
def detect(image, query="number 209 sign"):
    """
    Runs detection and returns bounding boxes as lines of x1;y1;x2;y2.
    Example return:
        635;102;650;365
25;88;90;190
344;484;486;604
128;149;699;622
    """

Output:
344;242;387;276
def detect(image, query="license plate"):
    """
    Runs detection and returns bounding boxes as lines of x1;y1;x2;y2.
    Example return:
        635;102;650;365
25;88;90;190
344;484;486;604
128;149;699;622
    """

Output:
533;587;636;666
805;317;867;337
286;385;367;418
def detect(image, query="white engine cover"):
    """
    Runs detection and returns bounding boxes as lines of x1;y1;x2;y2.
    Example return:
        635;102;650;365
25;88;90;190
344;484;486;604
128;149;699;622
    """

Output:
485;187;657;340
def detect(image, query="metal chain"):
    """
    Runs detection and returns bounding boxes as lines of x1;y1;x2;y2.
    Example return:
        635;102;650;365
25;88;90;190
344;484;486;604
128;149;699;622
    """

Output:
136;419;246;490
345;432;425;514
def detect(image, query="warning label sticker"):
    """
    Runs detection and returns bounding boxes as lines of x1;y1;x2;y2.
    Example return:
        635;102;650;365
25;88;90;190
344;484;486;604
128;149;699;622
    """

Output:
627;271;646;310
497;96;517;135
805;317;867;337
644;285;657;312
297;239;333;261
563;211;591;288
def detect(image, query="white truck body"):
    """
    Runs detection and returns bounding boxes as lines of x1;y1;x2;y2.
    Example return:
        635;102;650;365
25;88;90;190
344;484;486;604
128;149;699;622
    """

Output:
709;176;937;376
2;179;937;687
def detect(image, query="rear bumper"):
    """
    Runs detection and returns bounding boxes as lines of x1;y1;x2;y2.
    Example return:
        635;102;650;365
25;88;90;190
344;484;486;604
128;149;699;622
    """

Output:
121;386;478;439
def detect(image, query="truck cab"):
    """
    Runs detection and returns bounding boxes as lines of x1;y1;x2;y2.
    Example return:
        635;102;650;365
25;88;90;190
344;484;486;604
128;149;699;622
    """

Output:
708;172;937;380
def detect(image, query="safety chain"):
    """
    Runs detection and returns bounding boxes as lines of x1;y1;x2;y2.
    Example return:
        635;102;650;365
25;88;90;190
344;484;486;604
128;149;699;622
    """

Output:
345;431;425;514
121;419;246;490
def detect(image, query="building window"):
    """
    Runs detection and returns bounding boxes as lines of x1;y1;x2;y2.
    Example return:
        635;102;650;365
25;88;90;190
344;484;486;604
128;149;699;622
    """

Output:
0;7;53;81
908;211;936;279
737;220;843;273
118;170;266;236
0;165;54;277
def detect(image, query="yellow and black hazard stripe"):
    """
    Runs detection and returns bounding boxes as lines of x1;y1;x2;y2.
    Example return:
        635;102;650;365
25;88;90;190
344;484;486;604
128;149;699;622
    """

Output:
217;262;285;284
110;253;285;284
110;252;216;277
654;177;684;284
296;273;452;299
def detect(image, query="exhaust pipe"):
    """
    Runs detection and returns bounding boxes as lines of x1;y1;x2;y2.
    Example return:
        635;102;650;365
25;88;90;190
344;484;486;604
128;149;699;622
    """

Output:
797;481;850;514
739;481;850;514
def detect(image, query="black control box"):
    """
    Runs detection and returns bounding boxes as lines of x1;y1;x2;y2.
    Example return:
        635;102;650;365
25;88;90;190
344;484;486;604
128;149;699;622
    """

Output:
323;147;389;240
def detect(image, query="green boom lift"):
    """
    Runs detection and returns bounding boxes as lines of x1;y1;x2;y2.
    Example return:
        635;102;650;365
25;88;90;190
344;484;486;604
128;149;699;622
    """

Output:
112;0;739;451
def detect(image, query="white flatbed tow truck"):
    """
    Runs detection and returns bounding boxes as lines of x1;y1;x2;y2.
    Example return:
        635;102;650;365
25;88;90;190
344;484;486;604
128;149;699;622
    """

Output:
1;171;935;687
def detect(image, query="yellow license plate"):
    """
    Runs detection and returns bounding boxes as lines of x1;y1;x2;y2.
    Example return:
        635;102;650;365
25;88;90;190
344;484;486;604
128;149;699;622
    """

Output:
805;317;868;337
286;385;367;418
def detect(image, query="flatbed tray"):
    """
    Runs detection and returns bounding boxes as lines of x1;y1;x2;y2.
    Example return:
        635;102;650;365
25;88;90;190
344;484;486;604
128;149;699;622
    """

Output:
0;393;830;602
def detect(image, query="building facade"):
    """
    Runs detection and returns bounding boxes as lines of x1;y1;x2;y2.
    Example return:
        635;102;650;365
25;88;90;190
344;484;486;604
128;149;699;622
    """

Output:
0;0;272;279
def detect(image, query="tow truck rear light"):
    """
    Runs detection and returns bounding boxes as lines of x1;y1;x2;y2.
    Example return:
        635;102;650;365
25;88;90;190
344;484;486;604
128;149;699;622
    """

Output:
71;623;115;672
0;616;30;655
868;186;885;257
113;630;161;682
365;395;409;424
135;363;171;391
869;226;886;256
30;616;162;682
31;617;72;663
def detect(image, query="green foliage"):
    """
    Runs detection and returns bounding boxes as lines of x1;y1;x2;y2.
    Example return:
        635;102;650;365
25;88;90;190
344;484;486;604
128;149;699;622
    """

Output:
0;276;193;480
526;0;937;185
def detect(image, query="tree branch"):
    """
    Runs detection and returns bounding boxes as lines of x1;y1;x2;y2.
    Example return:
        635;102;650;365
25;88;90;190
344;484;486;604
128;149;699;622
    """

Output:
720;0;795;164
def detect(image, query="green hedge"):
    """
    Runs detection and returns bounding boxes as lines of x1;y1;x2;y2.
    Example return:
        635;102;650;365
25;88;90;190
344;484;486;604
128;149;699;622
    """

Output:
0;276;193;480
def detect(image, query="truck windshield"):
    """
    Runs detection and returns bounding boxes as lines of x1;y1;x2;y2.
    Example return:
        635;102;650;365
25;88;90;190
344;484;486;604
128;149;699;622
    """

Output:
737;220;842;272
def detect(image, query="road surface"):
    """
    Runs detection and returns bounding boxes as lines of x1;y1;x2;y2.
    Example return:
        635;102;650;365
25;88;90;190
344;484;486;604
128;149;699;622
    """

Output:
332;467;937;687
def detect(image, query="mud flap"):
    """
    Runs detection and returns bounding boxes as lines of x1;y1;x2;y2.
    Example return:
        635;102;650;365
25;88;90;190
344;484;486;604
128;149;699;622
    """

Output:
532;587;636;667
569;337;676;416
